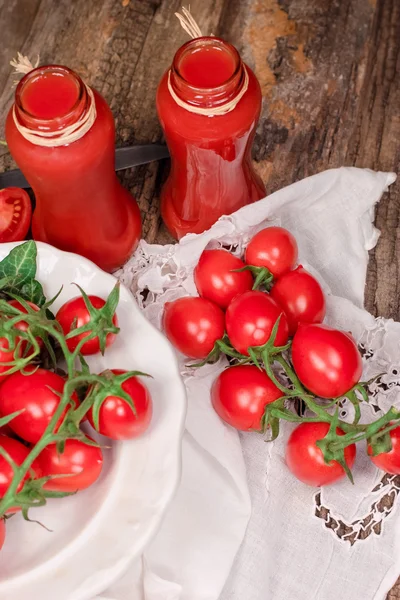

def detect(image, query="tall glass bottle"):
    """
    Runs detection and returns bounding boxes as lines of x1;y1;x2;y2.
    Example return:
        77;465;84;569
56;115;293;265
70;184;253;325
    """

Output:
6;65;141;272
157;37;265;239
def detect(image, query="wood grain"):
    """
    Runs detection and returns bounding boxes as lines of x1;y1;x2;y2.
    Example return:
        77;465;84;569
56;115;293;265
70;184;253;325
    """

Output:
0;0;399;596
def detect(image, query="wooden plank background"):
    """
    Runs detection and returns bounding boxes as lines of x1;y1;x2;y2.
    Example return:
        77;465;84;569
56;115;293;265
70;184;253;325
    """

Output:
0;0;399;596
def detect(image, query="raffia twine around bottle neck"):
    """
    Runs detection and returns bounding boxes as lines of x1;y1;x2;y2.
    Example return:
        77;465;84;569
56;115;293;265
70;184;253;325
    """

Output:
169;7;249;116
10;53;97;147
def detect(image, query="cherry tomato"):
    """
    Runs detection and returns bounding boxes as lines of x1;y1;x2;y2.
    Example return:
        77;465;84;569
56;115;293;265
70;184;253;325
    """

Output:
88;369;152;440
291;324;363;398
7;299;42;352
0;337;21;380
163;297;225;359
38;438;103;492
7;299;40;334
270;266;326;335
0;519;5;550
245;226;298;278
194;249;253;309
0;187;32;243
285;422;356;486
211;365;283;430
225;291;289;355
0;435;39;501
56;295;118;355
0;368;79;443
368;425;400;474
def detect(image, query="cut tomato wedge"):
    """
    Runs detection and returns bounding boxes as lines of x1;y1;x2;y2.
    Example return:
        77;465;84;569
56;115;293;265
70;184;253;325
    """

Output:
0;187;32;242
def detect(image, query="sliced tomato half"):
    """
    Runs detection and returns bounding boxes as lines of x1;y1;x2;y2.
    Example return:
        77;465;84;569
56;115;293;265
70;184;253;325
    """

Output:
0;187;32;243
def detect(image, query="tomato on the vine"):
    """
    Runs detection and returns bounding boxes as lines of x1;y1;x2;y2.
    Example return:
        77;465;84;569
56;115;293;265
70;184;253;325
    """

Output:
0;518;5;550
368;425;400;474
38;438;103;492
0;435;38;498
7;299;43;351
0;337;21;379
194;249;253;309
7;299;40;333
88;369;152;440
245;226;298;278
285;422;356;486
211;365;283;430
225;290;289;355
270;266;326;335
0;368;79;443
56;295;118;355
163;296;224;359
291;324;362;398
0;187;32;243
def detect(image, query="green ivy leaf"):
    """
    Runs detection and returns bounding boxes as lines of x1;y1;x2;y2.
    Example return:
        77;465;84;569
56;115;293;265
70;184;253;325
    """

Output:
0;241;46;306
19;279;46;307
0;241;37;286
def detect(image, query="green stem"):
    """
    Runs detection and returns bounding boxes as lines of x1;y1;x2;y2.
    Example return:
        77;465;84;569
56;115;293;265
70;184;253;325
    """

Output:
261;349;295;396
329;408;400;452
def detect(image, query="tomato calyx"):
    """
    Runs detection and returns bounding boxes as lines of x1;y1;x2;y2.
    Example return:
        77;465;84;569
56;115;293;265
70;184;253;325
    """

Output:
6;475;77;522
313;410;355;483
65;283;120;355
187;340;222;368
234;265;274;291
0;313;41;376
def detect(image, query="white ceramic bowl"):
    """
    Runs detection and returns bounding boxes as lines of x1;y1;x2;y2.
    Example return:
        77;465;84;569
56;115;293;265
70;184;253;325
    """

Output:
0;242;186;600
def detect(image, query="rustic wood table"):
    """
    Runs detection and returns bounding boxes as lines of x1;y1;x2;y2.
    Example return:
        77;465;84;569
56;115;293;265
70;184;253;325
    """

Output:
0;0;399;596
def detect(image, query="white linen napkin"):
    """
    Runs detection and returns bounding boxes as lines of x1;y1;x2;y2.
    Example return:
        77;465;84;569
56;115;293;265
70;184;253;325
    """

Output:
98;167;397;600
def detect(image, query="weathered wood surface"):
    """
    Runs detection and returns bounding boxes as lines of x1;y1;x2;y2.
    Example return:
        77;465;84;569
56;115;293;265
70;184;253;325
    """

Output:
0;0;399;594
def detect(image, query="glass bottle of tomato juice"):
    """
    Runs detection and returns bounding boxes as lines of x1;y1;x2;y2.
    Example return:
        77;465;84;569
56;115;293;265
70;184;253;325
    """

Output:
6;65;141;272
157;37;266;239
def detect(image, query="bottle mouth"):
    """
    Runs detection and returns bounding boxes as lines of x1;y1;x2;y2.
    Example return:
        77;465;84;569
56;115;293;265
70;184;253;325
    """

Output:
15;65;87;132
171;37;244;108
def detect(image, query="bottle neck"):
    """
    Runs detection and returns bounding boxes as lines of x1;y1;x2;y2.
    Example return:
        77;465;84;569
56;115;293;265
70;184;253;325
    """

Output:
14;65;90;134
169;37;246;110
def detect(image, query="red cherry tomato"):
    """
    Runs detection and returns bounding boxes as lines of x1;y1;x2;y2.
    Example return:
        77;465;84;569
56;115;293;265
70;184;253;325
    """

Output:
88;369;152;440
211;365;283;430
7;299;43;351
225;291;289;355
270;266;326;335
0;337;21;380
194;249;253;309
0;368;79;443
291;324;363;398
56;295;118;355
0;519;5;550
245;227;298;278
368;425;400;474
38;438;103;492
0;435;40;514
163;297;225;359
285;422;356;486
0;187;32;243
7;299;40;333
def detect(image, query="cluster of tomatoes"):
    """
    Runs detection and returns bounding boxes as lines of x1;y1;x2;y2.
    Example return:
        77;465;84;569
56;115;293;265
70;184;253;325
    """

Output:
0;289;152;551
163;227;400;488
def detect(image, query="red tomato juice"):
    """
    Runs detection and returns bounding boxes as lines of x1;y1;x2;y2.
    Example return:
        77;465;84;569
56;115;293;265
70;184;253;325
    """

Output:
20;71;79;119
179;45;236;87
